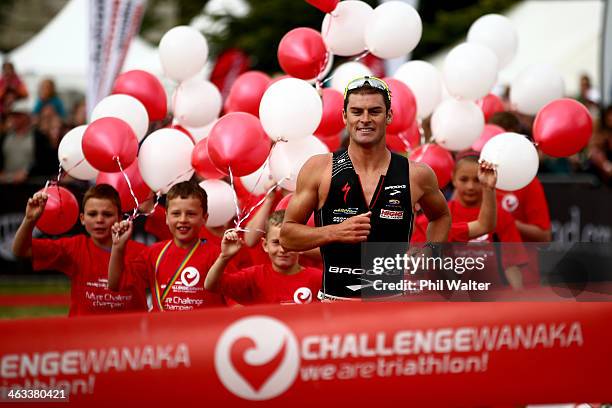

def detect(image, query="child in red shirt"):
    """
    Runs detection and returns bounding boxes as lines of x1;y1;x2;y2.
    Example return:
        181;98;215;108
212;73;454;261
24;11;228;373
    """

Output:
109;181;225;312
448;152;528;289
205;210;322;305
412;160;498;243
12;184;148;316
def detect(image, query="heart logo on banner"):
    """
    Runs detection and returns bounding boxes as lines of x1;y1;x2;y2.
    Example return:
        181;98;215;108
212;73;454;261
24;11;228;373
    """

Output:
214;316;300;400
230;337;288;392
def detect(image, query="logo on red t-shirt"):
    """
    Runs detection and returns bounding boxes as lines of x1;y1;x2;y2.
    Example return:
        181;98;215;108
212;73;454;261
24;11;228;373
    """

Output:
293;287;313;304
215;316;299;400
180;267;200;287
501;193;519;213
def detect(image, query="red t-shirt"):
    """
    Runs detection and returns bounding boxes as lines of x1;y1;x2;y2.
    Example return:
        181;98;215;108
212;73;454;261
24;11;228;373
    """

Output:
31;235;148;316
121;239;226;312
497;178;551;231
218;264;322;305
411;213;470;243
447;199;528;285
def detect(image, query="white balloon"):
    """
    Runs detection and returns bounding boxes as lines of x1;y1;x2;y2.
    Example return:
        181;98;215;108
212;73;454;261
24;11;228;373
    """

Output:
138;129;195;193
431;99;484;151
329;61;372;94
91;94;149;141
467;14;518;69
57;125;98;180
321;1;373;56
394;61;443;119
510;64;565;115
269;137;329;191
159;26;208;82
364;1;422;59
480;132;539;191
443;42;499;101
240;162;273;195
173;77;222;128
259;78;322;141
199;180;236;227
184;120;217;143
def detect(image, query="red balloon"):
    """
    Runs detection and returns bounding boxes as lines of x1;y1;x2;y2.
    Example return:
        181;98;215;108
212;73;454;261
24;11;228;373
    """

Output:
315;88;344;137
207;112;272;176
316;131;342;152
383;78;417;134
113;70;167;121
387;121;420;153
225;71;271;117
37;186;79;235
533;98;593;157
478;93;505;122
305;0;339;13
82;117;138;172
96;161;152;212
170;124;194;142
278;28;328;80
275;194;293;211
409;144;455;188
192;137;227;180
471;124;505;152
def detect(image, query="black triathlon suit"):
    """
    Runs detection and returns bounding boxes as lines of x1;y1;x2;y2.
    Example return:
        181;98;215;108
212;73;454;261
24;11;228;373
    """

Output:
315;150;413;300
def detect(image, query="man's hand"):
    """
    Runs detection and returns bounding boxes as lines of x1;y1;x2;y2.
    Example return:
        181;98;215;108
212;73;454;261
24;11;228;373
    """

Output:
221;229;243;258
333;212;371;243
112;220;132;249
25;191;48;222
478;160;497;189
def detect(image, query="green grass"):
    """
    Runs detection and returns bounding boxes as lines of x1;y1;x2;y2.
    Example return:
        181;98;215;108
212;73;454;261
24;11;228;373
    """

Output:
0;278;70;319
0;306;68;319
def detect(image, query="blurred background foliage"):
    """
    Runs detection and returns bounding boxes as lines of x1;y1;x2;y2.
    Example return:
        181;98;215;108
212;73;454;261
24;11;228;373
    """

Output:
1;0;520;71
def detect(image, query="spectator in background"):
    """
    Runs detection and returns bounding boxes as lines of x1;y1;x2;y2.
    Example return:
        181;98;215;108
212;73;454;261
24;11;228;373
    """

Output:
30;105;66;178
69;99;87;128
33;78;65;119
0;62;28;120
589;105;612;185
0;111;34;184
576;74;601;115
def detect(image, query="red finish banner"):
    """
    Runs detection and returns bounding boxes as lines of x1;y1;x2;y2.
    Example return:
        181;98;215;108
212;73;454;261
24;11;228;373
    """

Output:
0;302;610;406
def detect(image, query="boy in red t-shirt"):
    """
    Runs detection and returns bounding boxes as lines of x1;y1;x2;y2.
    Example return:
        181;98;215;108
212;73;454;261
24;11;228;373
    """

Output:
205;210;322;305
109;181;225;312
448;152;528;289
12;184;148;316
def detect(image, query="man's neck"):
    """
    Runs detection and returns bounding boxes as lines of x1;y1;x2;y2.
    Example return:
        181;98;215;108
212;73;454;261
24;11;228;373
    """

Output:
348;142;390;174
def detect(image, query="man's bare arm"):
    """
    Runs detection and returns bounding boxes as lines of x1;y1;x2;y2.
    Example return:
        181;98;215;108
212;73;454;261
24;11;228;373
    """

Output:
413;163;451;242
280;154;372;251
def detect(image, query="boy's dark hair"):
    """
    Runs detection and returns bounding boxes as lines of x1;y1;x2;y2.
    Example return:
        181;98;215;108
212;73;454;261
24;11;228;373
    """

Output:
489;111;522;133
343;86;391;113
265;210;285;234
166;181;208;213
83;184;122;214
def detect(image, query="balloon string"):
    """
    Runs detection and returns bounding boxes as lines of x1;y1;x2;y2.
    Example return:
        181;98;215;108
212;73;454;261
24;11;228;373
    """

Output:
414;142;431;162
417;118;426;147
227;167;243;229
115;157;139;221
235;176;288;230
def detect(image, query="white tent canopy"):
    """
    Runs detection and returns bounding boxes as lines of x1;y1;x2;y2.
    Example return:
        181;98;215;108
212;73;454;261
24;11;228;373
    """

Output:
8;0;162;106
427;0;603;97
